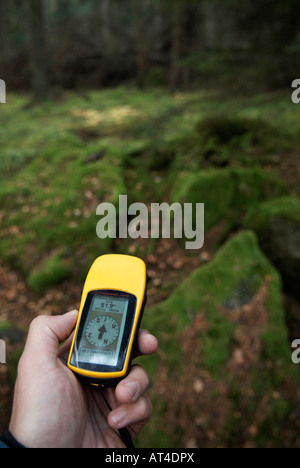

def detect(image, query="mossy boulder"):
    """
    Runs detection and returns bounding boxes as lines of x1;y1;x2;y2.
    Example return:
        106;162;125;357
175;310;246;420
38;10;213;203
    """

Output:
245;196;300;299
194;115;290;166
196;115;270;146
0;144;125;291
171;167;285;244
137;231;299;448
27;249;73;294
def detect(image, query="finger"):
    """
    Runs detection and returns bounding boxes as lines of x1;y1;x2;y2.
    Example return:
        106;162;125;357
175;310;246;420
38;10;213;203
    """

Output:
58;332;75;364
20;311;78;368
134;329;158;358
115;364;149;404
108;396;152;431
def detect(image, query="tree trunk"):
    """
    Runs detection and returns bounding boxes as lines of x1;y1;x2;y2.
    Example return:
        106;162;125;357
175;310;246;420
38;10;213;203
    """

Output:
169;0;188;91
131;0;151;86
0;0;10;65
29;0;49;102
203;0;217;50
101;0;113;55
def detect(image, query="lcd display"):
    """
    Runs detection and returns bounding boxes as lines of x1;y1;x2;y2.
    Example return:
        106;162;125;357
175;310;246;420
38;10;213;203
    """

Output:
77;295;129;367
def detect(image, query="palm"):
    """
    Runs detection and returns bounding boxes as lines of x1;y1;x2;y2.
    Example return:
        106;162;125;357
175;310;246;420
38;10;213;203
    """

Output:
9;313;157;448
54;357;138;448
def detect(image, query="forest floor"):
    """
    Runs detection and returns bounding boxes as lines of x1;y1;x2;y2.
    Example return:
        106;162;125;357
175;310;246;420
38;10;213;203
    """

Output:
0;88;300;445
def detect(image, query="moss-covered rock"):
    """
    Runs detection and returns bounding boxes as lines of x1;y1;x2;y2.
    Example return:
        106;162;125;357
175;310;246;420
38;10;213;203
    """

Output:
194;115;290;166
27;249;73;294
137;231;299;448
245;196;300;299
171;167;285;236
0;143;125;292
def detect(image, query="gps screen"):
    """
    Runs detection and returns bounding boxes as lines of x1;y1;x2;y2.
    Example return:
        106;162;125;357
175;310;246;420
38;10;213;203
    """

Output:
77;295;129;367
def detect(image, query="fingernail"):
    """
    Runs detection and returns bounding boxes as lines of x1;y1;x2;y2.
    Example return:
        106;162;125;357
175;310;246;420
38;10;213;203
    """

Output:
124;381;139;402
111;409;127;427
67;310;78;316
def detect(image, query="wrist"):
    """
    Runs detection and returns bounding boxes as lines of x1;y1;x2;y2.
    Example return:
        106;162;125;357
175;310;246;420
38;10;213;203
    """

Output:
0;430;26;448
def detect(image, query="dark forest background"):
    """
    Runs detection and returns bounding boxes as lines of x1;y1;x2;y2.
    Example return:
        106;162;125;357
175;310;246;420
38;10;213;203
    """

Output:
1;0;300;98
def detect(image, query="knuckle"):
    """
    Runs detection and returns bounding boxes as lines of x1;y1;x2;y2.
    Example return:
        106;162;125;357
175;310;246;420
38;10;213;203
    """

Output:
131;364;150;388
30;315;47;330
140;396;152;421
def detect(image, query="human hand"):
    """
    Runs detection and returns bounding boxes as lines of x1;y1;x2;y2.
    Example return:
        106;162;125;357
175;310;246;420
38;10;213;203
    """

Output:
9;310;158;448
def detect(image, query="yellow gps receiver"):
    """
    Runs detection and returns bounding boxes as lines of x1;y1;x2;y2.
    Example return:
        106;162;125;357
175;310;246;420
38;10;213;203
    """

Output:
67;254;148;387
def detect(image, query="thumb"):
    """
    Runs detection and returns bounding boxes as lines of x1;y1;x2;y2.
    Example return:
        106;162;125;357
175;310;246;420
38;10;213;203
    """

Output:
21;311;78;367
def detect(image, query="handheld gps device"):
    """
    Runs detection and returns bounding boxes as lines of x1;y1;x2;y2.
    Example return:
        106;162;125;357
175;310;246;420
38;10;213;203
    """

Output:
67;254;148;387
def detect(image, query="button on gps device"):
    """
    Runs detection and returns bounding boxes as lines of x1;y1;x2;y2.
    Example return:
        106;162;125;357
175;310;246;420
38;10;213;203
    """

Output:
67;254;148;387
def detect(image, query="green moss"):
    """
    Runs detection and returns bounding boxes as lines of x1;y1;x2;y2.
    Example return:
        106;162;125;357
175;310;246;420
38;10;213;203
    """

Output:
0;90;296;294
202;301;235;379
257;398;293;448
8;346;24;382
138;230;299;447
171;167;285;235
245;196;300;298
0;141;125;289
261;270;291;368
142;231;274;379
245;196;300;228
196;114;291;160
0;321;14;333
27;250;73;294
0;322;24;344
